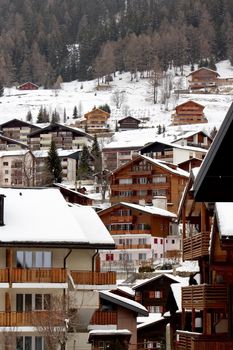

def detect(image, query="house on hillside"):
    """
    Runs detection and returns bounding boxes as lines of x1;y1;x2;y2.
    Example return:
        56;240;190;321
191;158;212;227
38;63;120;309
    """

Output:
0;119;40;144
89;289;148;350
76;107;110;134
18;82;39;90
110;154;189;214
118;116;141;130
175;102;233;349
171;100;207;125
140;140;207;165
172;130;212;149
186;67;220;90
0;188;116;350
98;201;179;272
103;145;141;171
28;122;93;150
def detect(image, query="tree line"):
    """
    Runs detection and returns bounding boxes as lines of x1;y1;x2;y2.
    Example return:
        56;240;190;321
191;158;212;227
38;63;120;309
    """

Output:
0;0;233;86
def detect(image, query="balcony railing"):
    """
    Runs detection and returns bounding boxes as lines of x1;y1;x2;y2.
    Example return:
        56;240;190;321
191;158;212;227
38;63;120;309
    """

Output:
90;311;117;325
183;231;210;260
110;215;133;223
176;331;232;350
115;244;151;250
0;311;62;327
182;284;228;310
0;268;67;283
70;271;116;286
111;229;151;235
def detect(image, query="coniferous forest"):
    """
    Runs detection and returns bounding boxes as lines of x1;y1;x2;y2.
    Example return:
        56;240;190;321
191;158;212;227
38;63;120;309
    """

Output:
0;0;233;87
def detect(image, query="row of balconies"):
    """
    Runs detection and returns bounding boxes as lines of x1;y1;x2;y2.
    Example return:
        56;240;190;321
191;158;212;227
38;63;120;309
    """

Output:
0;268;116;286
176;331;232;350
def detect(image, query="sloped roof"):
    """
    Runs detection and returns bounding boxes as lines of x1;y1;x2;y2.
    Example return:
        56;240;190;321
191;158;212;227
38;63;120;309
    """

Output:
215;202;233;238
175;100;205;109
28;122;93;139
186;67;220;77
118;116;141;123
100;290;148;316
132;273;181;290
0;188;114;248
0;134;29;148
0;118;41;129
193;102;233;201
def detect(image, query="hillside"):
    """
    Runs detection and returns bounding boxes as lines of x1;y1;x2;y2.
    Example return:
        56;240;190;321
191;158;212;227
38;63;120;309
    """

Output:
0;60;233;148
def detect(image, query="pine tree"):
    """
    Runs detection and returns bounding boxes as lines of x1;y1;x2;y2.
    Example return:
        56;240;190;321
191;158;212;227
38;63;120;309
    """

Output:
98;103;111;113
73;106;78;119
26;111;32;122
37;106;44;123
47;140;62;183
63;108;67;123
91;134;102;174
0;82;4;97
51;109;60;124
77;144;92;180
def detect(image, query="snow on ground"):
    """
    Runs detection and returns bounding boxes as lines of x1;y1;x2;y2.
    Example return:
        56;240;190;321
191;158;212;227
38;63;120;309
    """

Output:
0;61;233;142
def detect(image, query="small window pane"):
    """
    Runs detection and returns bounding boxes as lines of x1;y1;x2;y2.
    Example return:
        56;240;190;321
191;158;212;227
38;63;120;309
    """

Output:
16;337;23;350
43;252;51;268
35;336;42;350
35;252;43;267
35;294;42;310
25;336;32;350
16;294;23;312
16;252;24;268
25;294;32;311
25;252;32;268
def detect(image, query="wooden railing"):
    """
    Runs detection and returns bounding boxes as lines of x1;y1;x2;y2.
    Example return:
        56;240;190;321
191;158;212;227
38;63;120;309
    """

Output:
176;331;233;350
111;230;151;235
183;231;210;260
182;284;228;310
110;215;133;223
70;271;116;285
90;311;117;325
0;311;62;327
0;268;67;283
116;244;151;250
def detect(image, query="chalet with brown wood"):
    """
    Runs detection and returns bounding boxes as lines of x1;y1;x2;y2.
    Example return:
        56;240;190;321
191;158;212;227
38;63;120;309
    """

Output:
175;102;233;349
89;289;148;350
28;122;93;150
103;145;141;171
186;67;220;90
110;154;189;214
76;107;110;134
0;134;29;151
171;100;207;126
118;116;141;130
98;201;179;272
0;119;40;144
172;130;212;149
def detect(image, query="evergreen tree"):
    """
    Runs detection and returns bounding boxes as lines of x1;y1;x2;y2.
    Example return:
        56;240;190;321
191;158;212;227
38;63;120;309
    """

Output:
73;106;78;119
157;124;162;134
63;108;67;123
210;126;218;139
0;82;4;97
91;134;102;174
98;103;111;113
47;140;62;183
26;110;32;122
37;106;44;123
51;109;60;124
77;144;92;180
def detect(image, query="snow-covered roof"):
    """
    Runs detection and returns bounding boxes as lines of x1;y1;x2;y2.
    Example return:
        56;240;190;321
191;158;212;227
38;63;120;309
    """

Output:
133;273;181;290
0;150;29;157
100;290;148;316
120;202;177;218
141;155;190;177
33;149;81;158
137;313;165;329
116;285;135;297
170;278;189;311
0;188;114;248
215;202;233;237
89;329;131;336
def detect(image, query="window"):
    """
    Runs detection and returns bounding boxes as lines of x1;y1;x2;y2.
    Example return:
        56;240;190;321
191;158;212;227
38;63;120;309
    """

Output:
137;190;147;196
154;238;158;244
152;175;166;183
119;178;132;184
139;253;147;260
17;294;50;311
17;337;44;350
149;291;162;298
172;239;175;244
139;238;147;245
106;253;114;261
3;162;8;166
160;239;163;244
5;170;9;174
148;305;163;313
152;189;166;196
16;251;52;268
137;177;147;184
4;178;8;183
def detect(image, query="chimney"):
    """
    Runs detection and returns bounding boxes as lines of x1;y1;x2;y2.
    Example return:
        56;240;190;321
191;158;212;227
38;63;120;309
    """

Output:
139;199;146;206
152;196;167;210
0;194;6;226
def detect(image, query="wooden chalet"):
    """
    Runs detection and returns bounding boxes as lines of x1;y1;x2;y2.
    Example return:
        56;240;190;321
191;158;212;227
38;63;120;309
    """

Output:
28;122;93;150
18;82;39;90
77;107;110;134
171;100;207;126
118;116;141;130
110;154;189;214
172;130;212;149
98;202;178;271
103;145;141;171
135;274;183;350
186;67;220;90
0;119;40;144
175;102;233;349
0;134;29;151
177;157;203;172
53;183;93;205
88;330;131;350
89;289;148;350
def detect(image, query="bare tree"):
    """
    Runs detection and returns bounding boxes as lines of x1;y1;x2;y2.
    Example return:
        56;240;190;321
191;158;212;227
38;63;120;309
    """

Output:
111;89;127;109
22;151;36;187
0;328;22;349
149;57;162;104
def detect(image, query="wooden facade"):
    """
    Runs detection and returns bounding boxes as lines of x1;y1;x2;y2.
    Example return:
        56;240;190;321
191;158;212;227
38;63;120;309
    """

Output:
77;107;110;134
118;116;141;130
186;67;220;90
110;155;189;214
28;122;93;150
0;118;40;144
103;145;141;171
172;100;207;126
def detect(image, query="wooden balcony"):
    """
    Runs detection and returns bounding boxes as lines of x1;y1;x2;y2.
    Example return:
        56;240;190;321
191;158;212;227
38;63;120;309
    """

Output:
90;311;117;325
182;284;228;310
0;311;62;327
70;271;116;286
176;331;233;350
183;231;210;260
115;244;151;250
111;229;151;235
0;268;67;283
111;183;168;191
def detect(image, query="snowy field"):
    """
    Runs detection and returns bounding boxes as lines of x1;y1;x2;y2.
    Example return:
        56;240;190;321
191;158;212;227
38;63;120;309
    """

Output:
0;60;233;147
